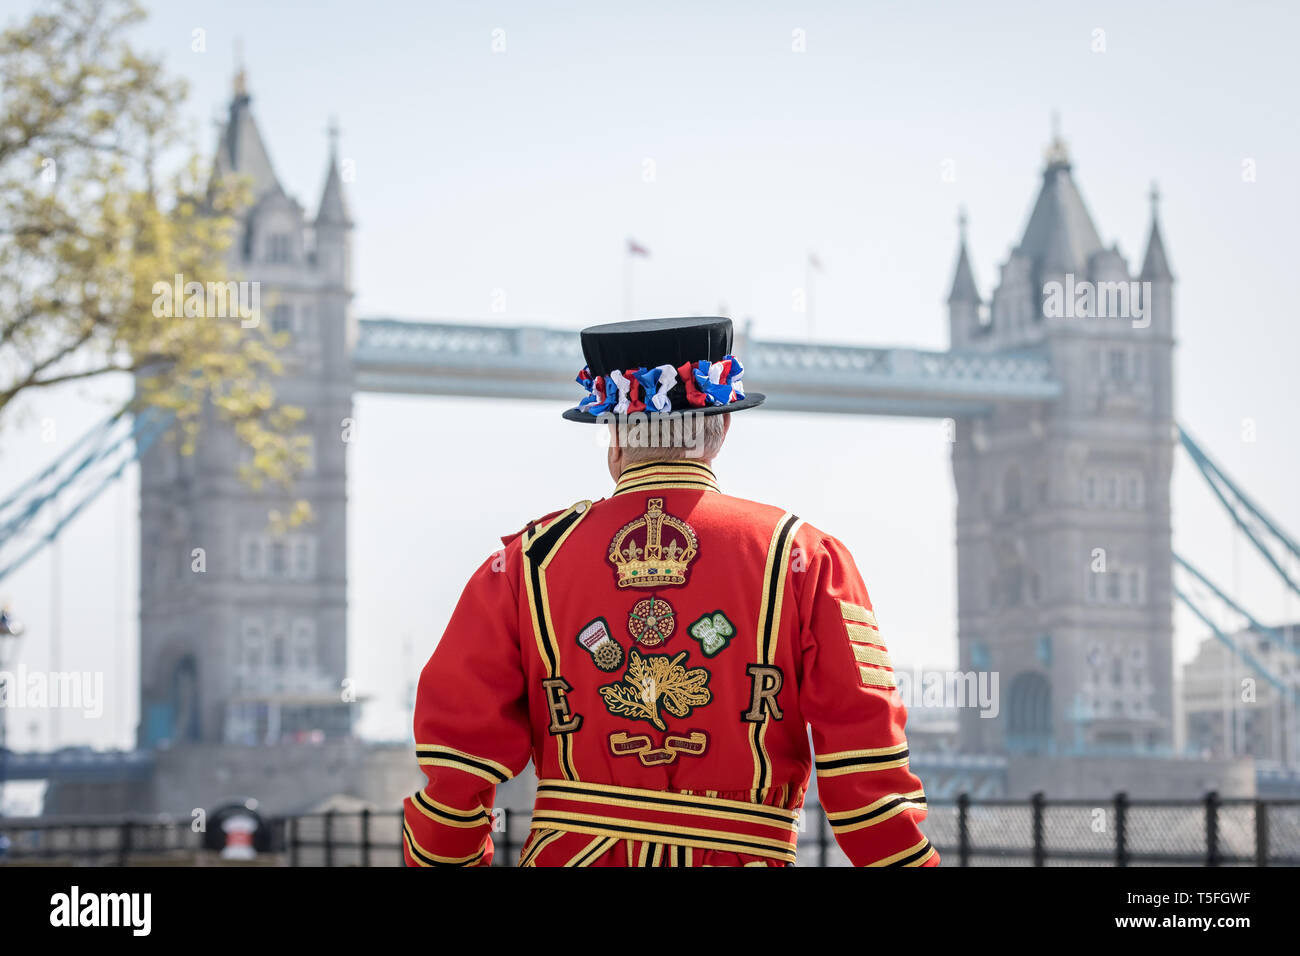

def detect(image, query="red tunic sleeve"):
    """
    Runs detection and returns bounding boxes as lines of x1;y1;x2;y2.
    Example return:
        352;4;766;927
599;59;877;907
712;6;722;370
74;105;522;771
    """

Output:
402;544;532;867
795;532;938;867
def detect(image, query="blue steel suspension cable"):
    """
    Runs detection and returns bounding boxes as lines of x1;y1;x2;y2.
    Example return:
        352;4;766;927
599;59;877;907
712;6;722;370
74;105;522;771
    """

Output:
1174;586;1298;702
0;409;158;543
0;409;174;585
1174;552;1299;656
0;407;123;514
1178;425;1300;599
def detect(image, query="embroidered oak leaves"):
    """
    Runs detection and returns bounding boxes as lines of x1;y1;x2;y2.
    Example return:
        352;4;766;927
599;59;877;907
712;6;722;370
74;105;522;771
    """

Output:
599;649;711;731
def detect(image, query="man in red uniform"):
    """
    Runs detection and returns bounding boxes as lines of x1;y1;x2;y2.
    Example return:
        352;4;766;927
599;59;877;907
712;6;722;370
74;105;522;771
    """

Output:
403;316;937;867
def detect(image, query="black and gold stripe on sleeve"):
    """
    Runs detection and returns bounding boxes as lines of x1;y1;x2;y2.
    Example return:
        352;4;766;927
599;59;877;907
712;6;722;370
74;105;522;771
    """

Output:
814;742;910;778
824;790;927;834
867;837;937;867
403;824;487;867
415;744;513;784
410;789;494;829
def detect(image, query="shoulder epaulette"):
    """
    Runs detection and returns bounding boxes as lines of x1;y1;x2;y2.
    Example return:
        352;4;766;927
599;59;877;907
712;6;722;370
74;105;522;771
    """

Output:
523;500;595;562
501;499;600;547
501;509;562;547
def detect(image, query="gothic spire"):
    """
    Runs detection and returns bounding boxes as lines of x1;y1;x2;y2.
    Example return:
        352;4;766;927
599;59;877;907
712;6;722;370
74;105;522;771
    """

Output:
316;117;352;227
213;67;282;201
1140;181;1173;281
947;207;980;305
1016;122;1105;276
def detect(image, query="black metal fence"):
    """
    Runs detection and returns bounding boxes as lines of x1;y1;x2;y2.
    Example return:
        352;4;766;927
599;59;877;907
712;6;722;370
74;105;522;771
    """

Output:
3;793;1299;866
920;792;1300;867
0;814;206;865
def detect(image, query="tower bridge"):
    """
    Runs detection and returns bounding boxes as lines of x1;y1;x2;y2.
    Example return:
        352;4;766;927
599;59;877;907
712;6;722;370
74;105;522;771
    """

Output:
352;318;1061;418
134;89;1184;774
3;80;1295;812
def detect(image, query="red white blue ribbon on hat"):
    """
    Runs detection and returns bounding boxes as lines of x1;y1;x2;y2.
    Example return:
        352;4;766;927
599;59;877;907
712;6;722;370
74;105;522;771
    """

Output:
577;355;745;415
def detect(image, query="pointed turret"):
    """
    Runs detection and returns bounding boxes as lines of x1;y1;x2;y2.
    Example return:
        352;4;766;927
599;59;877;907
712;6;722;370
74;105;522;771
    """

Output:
316;119;352;227
1140;182;1173;281
947;208;981;305
947;208;984;348
314;119;352;286
1016;133;1104;277
213;68;282;201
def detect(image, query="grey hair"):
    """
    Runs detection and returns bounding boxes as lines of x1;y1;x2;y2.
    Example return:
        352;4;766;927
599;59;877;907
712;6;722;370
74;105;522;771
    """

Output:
607;411;728;464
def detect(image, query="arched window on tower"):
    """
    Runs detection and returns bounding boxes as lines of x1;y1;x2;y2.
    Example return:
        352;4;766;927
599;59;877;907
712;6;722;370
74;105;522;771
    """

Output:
1004;466;1022;514
1007;672;1053;754
1127;472;1145;509
268;233;292;264
171;655;201;744
1005;565;1023;606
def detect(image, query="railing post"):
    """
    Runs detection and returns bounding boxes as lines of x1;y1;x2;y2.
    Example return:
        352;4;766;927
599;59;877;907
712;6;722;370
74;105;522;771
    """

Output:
1031;791;1045;867
1255;799;1268;867
817;804;829;866
957;792;970;867
500;808;512;867
1204;791;1219;867
1114;792;1128;867
490;808;500;867
288;816;299;867
117;819;133;868
323;810;334;868
360;808;371;868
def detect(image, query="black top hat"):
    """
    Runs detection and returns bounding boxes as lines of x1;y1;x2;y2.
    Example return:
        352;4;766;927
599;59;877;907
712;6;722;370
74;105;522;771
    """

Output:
563;316;765;423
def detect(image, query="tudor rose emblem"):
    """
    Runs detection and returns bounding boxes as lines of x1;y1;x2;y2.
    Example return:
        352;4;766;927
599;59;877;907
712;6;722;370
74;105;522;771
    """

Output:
608;497;698;588
627;596;676;647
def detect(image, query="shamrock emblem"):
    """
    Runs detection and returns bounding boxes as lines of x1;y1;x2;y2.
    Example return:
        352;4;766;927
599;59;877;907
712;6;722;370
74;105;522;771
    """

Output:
688;611;735;657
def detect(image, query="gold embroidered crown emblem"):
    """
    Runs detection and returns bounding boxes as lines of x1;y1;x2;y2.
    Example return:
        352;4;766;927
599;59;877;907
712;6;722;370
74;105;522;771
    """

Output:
608;497;699;588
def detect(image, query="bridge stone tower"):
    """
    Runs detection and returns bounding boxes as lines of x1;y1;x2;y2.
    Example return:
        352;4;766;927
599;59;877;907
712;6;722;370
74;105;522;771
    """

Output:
949;136;1176;756
137;73;356;747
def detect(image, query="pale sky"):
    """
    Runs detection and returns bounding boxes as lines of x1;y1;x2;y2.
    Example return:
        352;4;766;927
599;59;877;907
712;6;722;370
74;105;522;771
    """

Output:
1;0;1297;748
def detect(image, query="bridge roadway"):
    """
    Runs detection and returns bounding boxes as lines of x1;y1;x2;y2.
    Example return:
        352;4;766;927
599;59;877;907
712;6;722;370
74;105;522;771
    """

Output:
352;318;1062;418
